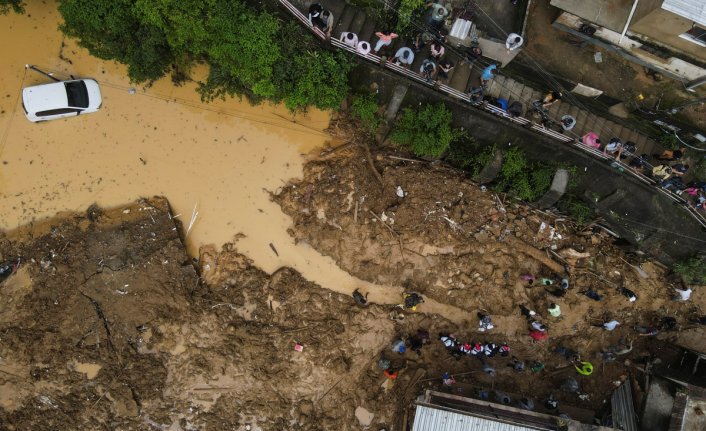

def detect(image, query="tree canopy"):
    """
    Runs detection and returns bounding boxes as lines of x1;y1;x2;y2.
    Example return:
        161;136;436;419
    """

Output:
57;0;352;111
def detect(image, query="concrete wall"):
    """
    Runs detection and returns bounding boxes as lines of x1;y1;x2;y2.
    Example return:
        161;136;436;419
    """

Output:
630;7;706;62
350;62;706;263
549;0;633;32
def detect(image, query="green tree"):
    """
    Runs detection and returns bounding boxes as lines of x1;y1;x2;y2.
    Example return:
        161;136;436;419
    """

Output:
0;0;23;14
351;92;383;136
58;0;174;82
391;103;464;158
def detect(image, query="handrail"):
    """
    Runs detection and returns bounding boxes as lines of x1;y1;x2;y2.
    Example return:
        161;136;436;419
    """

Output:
278;0;706;228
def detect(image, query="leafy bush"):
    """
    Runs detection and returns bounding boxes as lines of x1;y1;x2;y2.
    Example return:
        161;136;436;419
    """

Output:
0;0;23;14
567;198;592;228
498;147;558;201
446;138;482;169
396;0;425;35
674;256;706;284
656;132;680;149
351;93;383;136
391;103;465;159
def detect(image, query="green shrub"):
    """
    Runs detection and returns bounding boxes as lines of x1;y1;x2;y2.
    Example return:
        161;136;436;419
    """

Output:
674;256;706;284
391;103;465;159
656;133;680;149
396;0;425;35
351;93;383;136
0;0;23;14
447;138;487;172
567;199;592;227
497;147;561;201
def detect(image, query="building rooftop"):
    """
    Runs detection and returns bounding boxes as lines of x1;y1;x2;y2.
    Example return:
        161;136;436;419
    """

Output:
662;0;706;27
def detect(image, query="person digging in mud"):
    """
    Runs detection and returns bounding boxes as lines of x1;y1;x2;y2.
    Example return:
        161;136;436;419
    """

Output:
554;346;580;362
402;292;424;310
530;321;547;333
529;328;548;342
509;357;525;372
620;287;638;302
352;288;369;306
442;372;456;386
659;316;677;331
574;360;594;376
581;288;603;301
478;312;494;332
548;303;561;318
499;343;511;357
545;393;558;410
634;325;659;336
545;286;567;298
0;258;20;283
520;273;535;286
407;329;430;356
483;342;498;357
391;338;406;354
519;304;536;320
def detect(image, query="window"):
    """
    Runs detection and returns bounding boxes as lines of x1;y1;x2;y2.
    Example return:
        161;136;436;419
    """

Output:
64;80;89;108
36;108;82;117
679;24;706;47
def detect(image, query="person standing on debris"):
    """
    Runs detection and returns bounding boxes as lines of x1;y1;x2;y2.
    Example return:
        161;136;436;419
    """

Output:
403;292;424;310
439;333;458;349
517;397;534;411
620;287;638;302
505;33;524;52
384;368;398;380
499;342;511;357
470;342;484;356
634;325;659;336
520;304;537;320
442;372;456;386
482;363;496;377
373;30;398;53
594;319;620;331
529;328;548;342
548;303;561;318
340;31;358;48
574;361;593;376
521;273;536;285
510;357;525;372
391;338;406;354
480;64;497;87
309;6;334;38
352;288;369;306
545;394;558;410
407;329;430;356
478;312;494;332
673;286;692;301
541;91;562;109
393;47;415;68
654;148;685;162
651;164;673;181
531;321;546;332
582;288;603;301
530;361;545;373
483;342;498;357
468;86;484;105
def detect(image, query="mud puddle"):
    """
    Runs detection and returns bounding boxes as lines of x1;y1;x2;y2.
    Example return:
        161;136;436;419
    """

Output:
0;1;415;305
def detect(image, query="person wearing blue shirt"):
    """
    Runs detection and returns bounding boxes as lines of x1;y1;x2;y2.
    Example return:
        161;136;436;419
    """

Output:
481;64;497;86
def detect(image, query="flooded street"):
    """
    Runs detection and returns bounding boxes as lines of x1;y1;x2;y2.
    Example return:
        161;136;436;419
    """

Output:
0;1;407;304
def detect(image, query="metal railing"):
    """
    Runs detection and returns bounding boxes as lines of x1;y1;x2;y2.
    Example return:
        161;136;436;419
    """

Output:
279;0;706;228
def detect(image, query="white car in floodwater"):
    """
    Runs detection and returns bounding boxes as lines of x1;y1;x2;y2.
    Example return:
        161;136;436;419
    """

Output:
22;79;102;122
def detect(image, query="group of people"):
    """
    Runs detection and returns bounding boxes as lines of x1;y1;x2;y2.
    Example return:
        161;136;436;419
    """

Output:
579;135;705;211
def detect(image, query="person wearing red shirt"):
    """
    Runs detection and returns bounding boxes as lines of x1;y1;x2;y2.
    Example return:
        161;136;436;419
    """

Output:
529;330;548;341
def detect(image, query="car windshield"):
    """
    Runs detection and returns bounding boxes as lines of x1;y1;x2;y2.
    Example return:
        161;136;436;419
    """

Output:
64;81;89;108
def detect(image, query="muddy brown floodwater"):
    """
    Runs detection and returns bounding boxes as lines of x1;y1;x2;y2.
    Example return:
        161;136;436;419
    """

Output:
0;1;411;306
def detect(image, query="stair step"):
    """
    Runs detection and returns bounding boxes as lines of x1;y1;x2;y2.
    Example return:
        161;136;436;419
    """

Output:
488;75;506;98
507;79;524;102
573;110;590;135
358;18;376;43
498;76;514;99
348;10;367;35
555;101;571;119
334;5;356;39
566;104;581;119
519;85;535;105
449;60;472;92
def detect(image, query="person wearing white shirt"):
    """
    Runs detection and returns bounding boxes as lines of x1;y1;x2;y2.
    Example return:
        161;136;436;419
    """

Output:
340;32;358;48
506;33;524;51
674;287;692;301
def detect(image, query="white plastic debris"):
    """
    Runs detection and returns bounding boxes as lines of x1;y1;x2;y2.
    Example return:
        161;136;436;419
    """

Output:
538;222;547;234
396;186;405;198
594;52;603;63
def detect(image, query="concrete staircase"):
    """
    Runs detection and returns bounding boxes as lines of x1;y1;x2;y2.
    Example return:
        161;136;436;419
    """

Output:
303;0;660;158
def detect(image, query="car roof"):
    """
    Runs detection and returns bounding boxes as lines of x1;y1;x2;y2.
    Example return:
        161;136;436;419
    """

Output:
23;81;70;113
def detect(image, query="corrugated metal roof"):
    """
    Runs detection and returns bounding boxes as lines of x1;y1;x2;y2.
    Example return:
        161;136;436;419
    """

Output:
611;380;638;431
662;0;706;27
411;406;540;431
